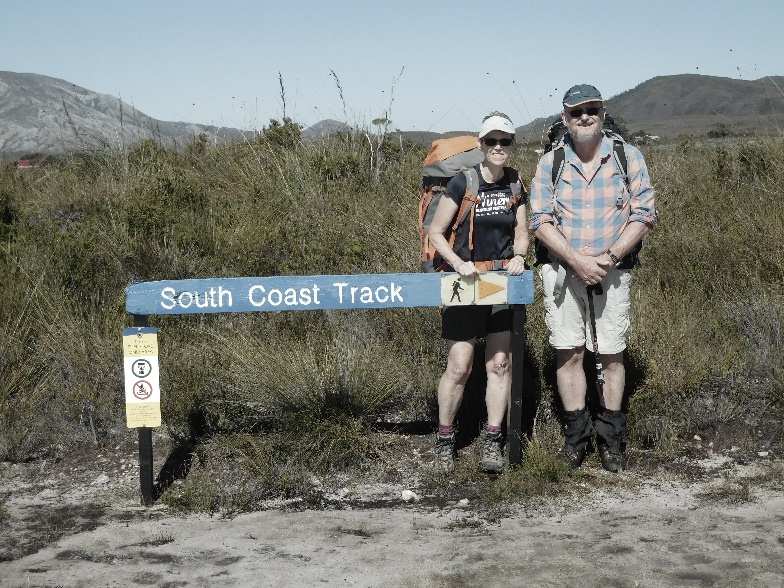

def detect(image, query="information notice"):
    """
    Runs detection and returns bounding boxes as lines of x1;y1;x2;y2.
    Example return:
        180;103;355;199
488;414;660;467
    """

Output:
122;327;161;428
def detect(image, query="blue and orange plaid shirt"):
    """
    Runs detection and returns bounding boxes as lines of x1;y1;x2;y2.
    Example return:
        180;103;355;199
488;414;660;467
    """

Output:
529;135;657;256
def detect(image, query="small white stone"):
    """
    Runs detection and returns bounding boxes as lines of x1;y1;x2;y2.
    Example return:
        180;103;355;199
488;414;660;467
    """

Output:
457;499;469;507
92;473;110;485
693;435;702;442
401;490;420;502
758;451;770;458
730;446;740;452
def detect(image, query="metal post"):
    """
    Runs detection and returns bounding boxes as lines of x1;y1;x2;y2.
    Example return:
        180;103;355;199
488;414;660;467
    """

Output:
131;313;154;506
508;304;526;465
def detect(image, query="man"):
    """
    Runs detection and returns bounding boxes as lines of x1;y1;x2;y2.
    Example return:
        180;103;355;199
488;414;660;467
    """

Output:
529;84;657;472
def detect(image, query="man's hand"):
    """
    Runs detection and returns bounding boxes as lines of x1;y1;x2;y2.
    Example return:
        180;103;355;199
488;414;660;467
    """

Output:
455;260;478;277
596;252;615;270
506;255;527;275
570;253;608;286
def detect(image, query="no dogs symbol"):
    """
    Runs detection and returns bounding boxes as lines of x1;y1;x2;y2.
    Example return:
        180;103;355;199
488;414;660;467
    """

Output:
132;380;153;400
131;359;152;378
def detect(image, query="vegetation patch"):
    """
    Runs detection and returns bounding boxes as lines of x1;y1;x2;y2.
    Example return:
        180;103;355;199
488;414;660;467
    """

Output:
1;129;782;506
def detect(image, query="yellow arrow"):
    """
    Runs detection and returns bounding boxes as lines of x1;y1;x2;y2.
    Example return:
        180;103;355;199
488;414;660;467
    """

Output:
477;278;505;300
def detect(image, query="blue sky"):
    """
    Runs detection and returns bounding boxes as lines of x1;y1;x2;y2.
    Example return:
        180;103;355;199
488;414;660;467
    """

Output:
1;0;781;132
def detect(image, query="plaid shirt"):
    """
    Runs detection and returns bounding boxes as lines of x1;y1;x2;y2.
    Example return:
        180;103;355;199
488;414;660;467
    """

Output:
529;135;657;256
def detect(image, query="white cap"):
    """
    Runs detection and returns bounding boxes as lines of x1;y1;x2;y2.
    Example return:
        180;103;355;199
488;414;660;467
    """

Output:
478;115;516;138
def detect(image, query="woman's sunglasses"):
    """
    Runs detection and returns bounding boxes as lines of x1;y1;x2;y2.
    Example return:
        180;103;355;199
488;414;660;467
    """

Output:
568;106;602;118
482;137;514;147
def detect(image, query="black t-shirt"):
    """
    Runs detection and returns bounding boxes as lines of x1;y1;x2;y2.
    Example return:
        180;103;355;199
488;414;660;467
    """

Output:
442;165;526;264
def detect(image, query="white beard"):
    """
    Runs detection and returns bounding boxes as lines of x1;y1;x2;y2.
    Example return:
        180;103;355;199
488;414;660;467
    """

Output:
570;124;602;144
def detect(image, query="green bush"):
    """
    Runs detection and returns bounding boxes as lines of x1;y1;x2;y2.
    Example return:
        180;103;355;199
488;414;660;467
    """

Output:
0;131;781;488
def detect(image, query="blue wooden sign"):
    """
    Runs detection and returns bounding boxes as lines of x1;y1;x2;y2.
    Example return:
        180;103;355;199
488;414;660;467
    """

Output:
125;271;534;316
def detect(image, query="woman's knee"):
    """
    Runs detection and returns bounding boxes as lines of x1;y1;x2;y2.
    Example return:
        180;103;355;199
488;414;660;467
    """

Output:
486;353;510;379
444;358;472;384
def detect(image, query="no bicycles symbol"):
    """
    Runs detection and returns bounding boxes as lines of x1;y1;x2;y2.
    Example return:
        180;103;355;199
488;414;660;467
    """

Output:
131;359;152;378
132;380;153;400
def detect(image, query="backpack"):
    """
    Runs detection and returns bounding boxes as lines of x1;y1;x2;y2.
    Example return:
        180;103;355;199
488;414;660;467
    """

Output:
534;116;641;268
418;135;523;272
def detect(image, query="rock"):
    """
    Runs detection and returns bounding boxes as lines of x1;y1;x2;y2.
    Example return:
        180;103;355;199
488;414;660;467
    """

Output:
693;435;702;442
401;490;420;502
92;473;110;486
758;451;770;457
730;446;740;452
457;499;469;507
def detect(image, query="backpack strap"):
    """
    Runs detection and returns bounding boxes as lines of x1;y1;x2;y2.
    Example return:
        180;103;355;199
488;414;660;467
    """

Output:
611;139;629;188
610;138;631;208
450;167;480;252
508;169;525;208
550;145;566;193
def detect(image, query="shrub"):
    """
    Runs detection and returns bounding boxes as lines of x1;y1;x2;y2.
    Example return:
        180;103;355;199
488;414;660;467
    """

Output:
0;131;781;484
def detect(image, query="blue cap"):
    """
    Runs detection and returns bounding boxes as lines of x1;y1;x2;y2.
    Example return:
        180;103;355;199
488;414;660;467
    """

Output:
562;84;603;107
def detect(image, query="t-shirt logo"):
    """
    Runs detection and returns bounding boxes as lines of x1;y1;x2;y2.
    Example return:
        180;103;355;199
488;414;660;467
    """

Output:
475;190;511;217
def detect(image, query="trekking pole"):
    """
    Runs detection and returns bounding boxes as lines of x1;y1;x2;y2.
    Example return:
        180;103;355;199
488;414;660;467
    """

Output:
586;284;605;408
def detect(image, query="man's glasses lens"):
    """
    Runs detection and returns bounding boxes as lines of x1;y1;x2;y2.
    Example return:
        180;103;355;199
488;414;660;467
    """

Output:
483;138;513;146
569;107;601;118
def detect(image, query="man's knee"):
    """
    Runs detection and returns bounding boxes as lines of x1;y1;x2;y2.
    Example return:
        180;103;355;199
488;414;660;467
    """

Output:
600;352;624;369
556;347;584;371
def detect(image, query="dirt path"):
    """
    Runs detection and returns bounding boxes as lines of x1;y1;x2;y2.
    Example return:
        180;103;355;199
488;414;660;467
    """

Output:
2;445;783;587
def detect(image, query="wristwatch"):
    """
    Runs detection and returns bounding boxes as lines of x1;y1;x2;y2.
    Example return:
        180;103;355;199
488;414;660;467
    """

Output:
607;250;621;266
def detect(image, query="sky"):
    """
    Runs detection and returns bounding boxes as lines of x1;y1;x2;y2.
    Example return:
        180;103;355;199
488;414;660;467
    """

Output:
1;0;782;132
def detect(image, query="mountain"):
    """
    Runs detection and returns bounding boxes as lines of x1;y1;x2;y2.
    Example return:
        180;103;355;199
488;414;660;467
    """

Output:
516;74;784;141
0;71;242;158
5;72;782;158
302;119;351;138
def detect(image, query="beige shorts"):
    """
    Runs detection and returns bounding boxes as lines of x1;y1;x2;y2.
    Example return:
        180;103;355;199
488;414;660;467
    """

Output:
540;263;632;354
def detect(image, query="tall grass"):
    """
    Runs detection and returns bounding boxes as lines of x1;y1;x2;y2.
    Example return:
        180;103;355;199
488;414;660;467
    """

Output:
0;128;782;498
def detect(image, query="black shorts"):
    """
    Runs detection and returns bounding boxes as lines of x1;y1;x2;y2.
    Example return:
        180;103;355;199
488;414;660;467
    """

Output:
441;305;512;341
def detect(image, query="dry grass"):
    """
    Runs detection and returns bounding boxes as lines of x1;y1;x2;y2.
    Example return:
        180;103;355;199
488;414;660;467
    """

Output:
1;128;782;512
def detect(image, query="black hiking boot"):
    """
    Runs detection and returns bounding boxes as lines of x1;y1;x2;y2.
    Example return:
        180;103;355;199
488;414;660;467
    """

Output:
479;429;505;474
433;433;456;473
559;408;592;469
594;409;626;473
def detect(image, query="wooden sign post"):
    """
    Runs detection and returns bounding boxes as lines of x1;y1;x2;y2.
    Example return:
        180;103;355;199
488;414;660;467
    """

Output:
125;271;534;505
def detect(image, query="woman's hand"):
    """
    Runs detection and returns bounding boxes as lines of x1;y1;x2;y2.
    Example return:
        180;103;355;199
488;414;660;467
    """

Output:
455;260;478;277
506;255;527;275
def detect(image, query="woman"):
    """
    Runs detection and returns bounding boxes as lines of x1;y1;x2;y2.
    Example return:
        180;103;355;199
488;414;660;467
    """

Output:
427;111;528;473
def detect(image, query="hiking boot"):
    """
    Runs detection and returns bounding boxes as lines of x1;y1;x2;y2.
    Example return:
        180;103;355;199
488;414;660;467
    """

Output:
598;444;625;473
558;443;589;469
594;409;626;473
480;429;505;474
433;433;456;472
559;407;593;469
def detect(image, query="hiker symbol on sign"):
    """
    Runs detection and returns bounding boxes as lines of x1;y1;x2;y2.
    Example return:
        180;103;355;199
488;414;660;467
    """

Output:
450;280;464;302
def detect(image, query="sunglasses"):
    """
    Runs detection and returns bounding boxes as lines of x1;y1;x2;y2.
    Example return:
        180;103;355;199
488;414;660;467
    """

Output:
568;106;602;118
482;137;514;147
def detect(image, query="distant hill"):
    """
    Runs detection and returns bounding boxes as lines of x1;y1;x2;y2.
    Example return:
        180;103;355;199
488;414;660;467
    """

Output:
5;72;782;158
301;120;472;146
516;74;784;142
302;119;351;139
0;71;242;158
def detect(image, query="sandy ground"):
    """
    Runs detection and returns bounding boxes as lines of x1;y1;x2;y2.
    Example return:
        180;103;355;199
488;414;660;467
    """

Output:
1;441;783;588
